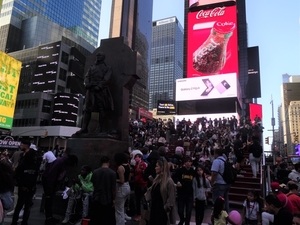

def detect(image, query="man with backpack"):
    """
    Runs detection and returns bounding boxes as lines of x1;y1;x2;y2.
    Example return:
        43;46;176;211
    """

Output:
210;148;233;212
248;136;263;178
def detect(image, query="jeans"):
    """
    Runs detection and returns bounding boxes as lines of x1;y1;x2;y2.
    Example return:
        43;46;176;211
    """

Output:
249;153;260;177
177;194;193;225
65;192;92;219
262;212;274;225
115;182;131;225
195;199;206;225
11;188;35;225
134;186;145;216
212;183;230;212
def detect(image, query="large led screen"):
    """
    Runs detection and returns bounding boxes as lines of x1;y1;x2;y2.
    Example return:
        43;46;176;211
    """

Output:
249;103;262;124
247;46;261;98
189;0;236;8
187;6;238;78
51;93;79;127
31;42;61;93
0;51;21;129
176;73;237;101
157;100;176;115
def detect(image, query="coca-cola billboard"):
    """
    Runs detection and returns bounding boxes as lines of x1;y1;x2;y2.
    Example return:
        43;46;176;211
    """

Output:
187;6;238;78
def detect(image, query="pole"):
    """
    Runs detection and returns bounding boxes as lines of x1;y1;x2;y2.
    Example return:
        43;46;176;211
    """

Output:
271;97;275;164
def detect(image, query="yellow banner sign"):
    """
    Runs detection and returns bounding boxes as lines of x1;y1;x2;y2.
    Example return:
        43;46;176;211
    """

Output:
0;51;21;129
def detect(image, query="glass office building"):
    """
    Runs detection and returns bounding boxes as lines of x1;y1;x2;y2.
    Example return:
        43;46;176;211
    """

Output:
150;17;184;110
0;0;101;52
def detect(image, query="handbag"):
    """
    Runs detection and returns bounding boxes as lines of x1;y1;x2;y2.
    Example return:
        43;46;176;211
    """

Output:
144;187;152;202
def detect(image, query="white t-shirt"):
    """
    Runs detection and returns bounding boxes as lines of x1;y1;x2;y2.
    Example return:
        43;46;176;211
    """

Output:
43;151;56;163
243;200;259;220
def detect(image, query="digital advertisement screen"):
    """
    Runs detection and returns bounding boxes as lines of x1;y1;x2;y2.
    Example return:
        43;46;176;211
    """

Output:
176;73;237;101
51;93;79;127
189;0;236;8
157;100;176;115
0;51;21;130
187;6;238;78
31;41;61;93
247;46;261;98
249;103;262;124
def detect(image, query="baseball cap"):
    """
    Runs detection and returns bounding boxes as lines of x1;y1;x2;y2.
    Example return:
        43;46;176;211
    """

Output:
30;144;37;151
270;182;280;192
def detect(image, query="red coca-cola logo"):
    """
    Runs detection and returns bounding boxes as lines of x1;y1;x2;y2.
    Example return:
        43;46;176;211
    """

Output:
196;7;226;19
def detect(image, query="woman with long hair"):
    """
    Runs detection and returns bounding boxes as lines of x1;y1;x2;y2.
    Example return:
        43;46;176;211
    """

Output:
193;165;211;225
149;159;176;225
114;152;131;225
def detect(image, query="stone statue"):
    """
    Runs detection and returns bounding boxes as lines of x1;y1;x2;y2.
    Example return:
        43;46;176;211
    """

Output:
75;52;114;135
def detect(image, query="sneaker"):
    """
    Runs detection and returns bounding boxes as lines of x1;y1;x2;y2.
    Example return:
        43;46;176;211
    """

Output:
240;170;247;173
61;216;70;224
124;213;131;220
236;174;244;177
74;219;82;225
19;209;24;217
6;210;14;216
134;215;141;221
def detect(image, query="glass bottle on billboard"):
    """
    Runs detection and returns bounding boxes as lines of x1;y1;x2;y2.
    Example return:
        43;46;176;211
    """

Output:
193;21;235;75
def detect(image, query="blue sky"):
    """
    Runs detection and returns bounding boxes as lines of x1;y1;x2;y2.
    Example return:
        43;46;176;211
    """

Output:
99;0;300;151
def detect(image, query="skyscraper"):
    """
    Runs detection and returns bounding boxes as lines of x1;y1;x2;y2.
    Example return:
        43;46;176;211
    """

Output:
110;0;153;118
0;0;101;53
149;17;183;110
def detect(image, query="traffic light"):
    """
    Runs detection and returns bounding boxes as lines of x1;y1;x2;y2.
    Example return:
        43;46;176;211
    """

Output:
265;137;269;145
44;130;48;137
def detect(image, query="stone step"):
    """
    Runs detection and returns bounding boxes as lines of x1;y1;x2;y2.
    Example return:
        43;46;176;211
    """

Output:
231;181;261;190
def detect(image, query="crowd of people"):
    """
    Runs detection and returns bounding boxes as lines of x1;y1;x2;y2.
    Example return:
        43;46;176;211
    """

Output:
1;116;300;225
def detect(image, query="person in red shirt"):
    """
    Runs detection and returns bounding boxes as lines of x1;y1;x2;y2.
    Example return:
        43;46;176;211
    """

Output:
286;182;300;213
132;153;147;221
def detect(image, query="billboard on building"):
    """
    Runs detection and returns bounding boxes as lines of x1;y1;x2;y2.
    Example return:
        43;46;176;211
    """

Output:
247;46;261;98
51;93;79;127
249;103;262;124
189;0;236;8
31;42;61;93
187;6;238;79
176;73;237;101
157;100;176;115
137;107;153;120
0;51;21;130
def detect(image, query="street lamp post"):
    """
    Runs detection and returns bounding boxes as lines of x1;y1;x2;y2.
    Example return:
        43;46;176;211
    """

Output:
271;98;276;164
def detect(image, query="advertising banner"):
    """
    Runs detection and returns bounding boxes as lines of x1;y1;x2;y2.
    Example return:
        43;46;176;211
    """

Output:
187;6;238;78
249;103;262;124
0;51;21;130
247;46;261;98
189;0;236;8
176;73;237;101
157;100;176;115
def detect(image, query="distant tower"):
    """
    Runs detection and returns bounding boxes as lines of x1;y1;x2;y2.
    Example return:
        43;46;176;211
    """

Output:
110;0;153;118
149;17;184;110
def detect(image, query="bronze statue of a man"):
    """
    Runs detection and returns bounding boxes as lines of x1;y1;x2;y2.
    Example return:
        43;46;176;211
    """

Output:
76;52;114;135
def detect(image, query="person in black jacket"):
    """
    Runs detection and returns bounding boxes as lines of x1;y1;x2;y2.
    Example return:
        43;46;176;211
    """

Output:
11;149;39;225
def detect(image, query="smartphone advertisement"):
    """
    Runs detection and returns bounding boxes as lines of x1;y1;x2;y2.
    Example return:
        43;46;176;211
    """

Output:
176;73;237;101
187;6;238;78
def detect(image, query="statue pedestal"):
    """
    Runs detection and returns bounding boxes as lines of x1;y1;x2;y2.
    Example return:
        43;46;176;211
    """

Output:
67;138;127;178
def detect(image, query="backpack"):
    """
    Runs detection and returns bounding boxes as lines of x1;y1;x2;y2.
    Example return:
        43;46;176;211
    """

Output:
252;145;262;158
218;158;237;184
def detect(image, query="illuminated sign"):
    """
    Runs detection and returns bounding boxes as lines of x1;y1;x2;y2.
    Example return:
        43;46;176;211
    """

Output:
0;51;21;129
176;73;237;101
249;103;262;124
157;100;176;115
156;17;176;26
189;0;236;8
137;107;153;120
247;46;261;98
31;41;61;93
187;6;238;78
51;93;79;126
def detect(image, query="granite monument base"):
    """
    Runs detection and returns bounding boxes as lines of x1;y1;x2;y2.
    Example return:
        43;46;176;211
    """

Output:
66;138;128;179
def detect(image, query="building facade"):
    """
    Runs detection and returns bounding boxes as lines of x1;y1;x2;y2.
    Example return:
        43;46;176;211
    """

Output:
0;0;101;52
149;17;183;110
109;0;153;118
